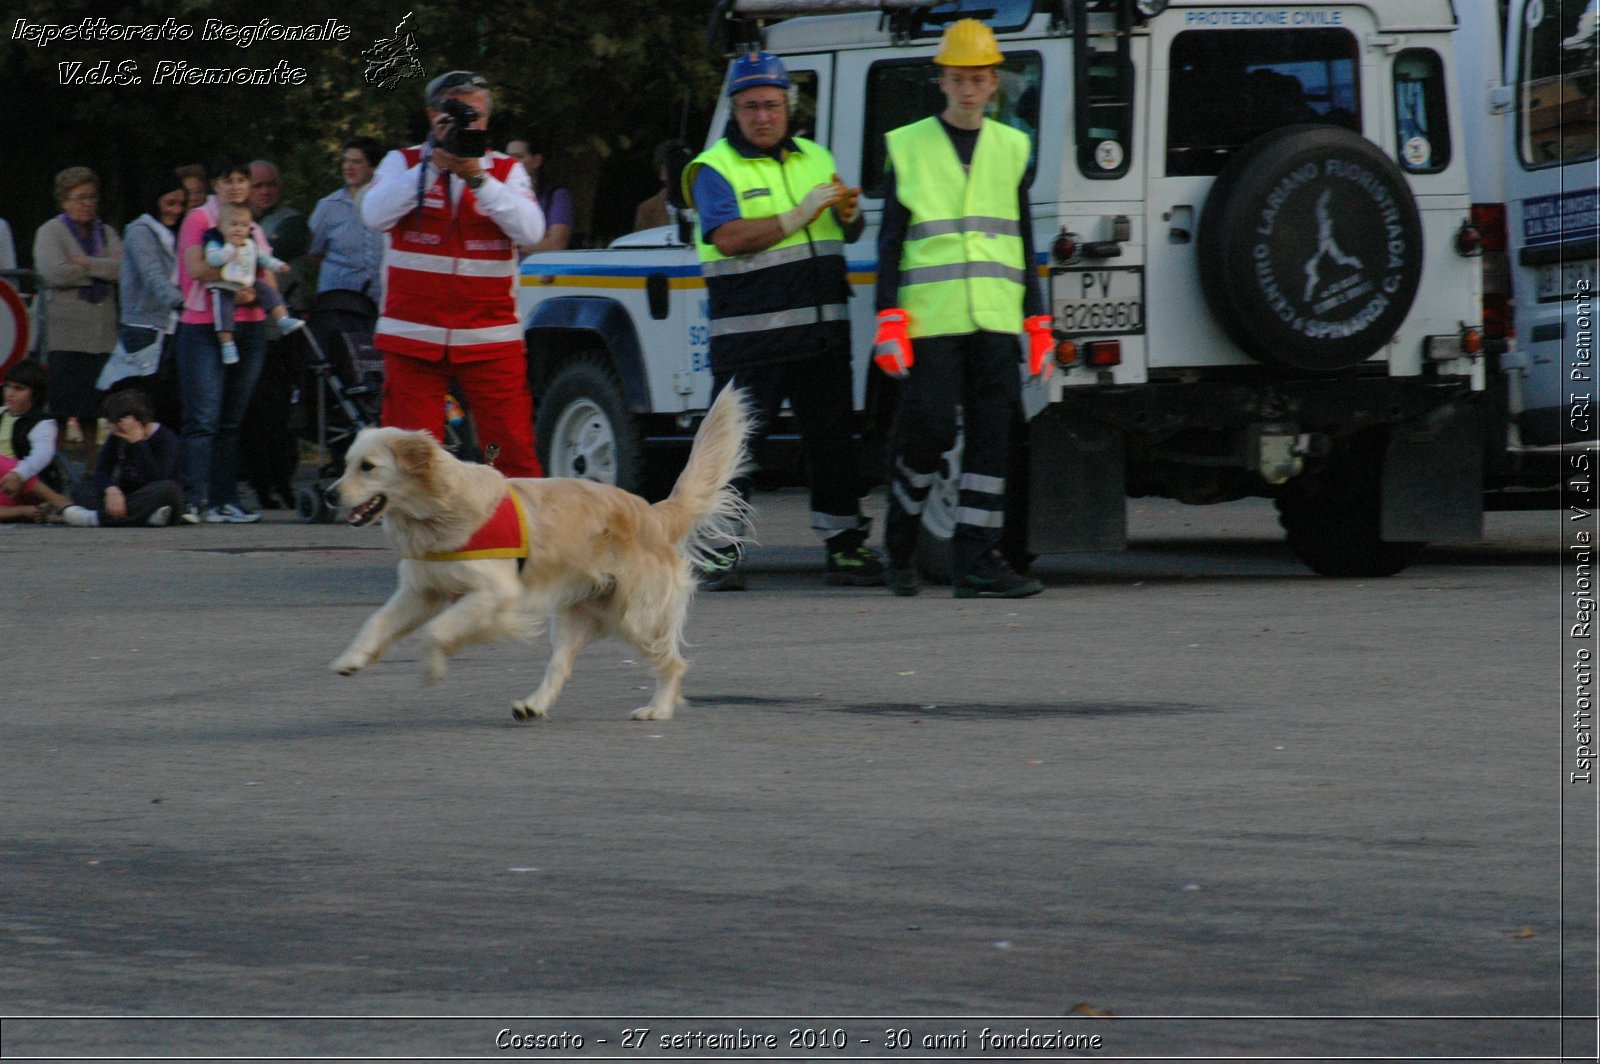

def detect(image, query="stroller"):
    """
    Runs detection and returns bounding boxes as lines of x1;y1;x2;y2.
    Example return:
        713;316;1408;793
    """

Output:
294;289;481;522
295;289;384;522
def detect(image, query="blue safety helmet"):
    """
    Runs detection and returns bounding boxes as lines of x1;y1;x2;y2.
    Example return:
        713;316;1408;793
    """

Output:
726;52;790;97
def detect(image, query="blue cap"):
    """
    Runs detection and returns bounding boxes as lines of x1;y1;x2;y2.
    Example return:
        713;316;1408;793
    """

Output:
727;52;790;97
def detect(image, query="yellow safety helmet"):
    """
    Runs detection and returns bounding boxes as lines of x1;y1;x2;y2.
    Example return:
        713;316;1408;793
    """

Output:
934;18;1004;66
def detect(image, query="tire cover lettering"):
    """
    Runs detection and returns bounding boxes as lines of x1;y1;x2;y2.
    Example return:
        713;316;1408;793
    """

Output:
1199;125;1424;372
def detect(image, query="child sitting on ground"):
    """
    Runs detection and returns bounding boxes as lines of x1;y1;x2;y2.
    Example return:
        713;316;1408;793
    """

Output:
204;201;303;365
0;359;72;523
60;389;184;527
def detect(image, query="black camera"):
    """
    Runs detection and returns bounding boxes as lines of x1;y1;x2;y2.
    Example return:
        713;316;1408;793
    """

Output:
435;96;487;157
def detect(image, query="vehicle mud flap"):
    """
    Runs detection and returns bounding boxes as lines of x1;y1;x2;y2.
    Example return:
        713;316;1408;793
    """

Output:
1381;403;1484;543
1026;406;1126;553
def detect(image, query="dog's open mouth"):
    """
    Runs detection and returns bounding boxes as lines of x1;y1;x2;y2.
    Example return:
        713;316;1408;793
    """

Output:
347;494;387;527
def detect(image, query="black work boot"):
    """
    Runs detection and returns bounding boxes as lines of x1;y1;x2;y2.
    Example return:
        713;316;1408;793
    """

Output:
954;549;1043;599
883;502;921;595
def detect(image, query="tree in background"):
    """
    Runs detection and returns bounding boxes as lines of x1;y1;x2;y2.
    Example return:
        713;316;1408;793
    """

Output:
3;0;721;266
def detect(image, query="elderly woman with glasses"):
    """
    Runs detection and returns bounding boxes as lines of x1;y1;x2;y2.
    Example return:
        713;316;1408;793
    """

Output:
34;166;123;443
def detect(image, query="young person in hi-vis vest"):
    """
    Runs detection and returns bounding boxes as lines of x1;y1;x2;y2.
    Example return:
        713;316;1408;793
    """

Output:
683;52;886;591
875;19;1053;598
362;71;547;478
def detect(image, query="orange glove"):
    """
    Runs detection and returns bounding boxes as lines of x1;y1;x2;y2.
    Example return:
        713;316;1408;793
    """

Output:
1024;315;1055;378
874;309;913;378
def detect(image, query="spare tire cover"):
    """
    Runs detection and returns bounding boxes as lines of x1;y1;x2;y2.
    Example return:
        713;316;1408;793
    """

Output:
1197;124;1424;372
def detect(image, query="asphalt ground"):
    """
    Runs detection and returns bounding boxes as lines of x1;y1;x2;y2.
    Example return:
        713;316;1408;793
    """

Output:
1;478;1594;1062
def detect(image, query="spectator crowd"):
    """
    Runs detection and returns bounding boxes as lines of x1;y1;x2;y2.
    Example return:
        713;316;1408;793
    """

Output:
7;146;393;526
4;121;666;531
8;28;1048;599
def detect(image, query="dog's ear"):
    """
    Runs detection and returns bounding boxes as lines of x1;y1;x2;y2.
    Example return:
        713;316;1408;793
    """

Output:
392;433;437;476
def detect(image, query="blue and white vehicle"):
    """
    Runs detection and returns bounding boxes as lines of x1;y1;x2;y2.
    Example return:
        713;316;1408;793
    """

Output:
1502;0;1597;449
520;0;1490;576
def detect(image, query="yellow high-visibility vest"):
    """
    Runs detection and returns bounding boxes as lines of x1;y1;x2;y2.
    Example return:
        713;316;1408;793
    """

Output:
886;116;1029;337
684;137;850;370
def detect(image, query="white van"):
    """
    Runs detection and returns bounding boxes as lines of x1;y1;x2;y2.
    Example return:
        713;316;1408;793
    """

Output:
1501;0;1597;448
520;0;1490;577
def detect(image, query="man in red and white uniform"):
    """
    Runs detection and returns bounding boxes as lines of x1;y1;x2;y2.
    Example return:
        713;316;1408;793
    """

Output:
362;70;547;476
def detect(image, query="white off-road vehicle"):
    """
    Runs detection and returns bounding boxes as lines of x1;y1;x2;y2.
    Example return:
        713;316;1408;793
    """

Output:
519;0;1488;576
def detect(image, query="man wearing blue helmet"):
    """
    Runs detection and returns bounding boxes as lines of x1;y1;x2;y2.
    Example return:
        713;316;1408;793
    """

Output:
682;52;884;592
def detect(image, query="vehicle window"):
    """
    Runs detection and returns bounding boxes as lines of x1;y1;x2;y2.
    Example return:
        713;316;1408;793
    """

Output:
861;54;1043;199
1076;39;1134;179
1393;49;1452;172
1516;0;1599;166
788;70;821;141
1166;28;1360;177
912;0;1035;35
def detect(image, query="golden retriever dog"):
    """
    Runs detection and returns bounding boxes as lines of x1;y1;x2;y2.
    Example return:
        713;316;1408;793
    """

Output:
328;386;751;722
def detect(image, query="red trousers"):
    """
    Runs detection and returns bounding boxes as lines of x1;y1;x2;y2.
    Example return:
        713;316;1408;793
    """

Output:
380;351;543;478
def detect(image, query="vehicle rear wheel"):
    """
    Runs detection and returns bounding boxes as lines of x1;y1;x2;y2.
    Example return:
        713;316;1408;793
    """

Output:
536;357;644;493
1275;432;1425;577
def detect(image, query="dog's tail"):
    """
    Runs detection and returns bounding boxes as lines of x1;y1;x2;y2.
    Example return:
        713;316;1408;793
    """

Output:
655;385;753;566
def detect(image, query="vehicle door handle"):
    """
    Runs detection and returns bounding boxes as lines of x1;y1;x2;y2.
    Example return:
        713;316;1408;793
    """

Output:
1167;205;1193;244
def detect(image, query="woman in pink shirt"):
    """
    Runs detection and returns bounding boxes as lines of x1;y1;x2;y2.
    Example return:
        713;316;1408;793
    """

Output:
174;157;281;523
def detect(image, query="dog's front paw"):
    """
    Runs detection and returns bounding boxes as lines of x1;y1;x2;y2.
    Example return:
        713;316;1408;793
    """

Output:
421;647;449;685
512;700;550;722
631;704;676;721
330;651;367;676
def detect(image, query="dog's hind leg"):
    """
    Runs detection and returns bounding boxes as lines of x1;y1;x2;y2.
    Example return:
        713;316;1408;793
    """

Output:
331;588;442;676
621;573;692;721
630;636;687;721
512;606;602;722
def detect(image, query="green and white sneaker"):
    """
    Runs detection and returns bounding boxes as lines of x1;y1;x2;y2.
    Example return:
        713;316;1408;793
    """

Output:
698;545;746;592
825;544;886;587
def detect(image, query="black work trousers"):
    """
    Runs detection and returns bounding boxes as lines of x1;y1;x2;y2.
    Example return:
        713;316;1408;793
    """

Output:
712;340;869;549
885;330;1021;579
239;335;304;505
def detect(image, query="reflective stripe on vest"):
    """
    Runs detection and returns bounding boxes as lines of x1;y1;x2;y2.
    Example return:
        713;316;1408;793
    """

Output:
886;117;1030;338
708;302;848;338
700;239;846;278
375;148;524;363
687;137;851;367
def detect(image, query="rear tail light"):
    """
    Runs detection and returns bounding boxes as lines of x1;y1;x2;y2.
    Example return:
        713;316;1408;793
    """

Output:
1084;340;1122;366
1461;328;1483;355
1054;339;1122;368
1052;229;1080;264
1472;204;1513;343
1471;203;1508;252
1482;292;1511;341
